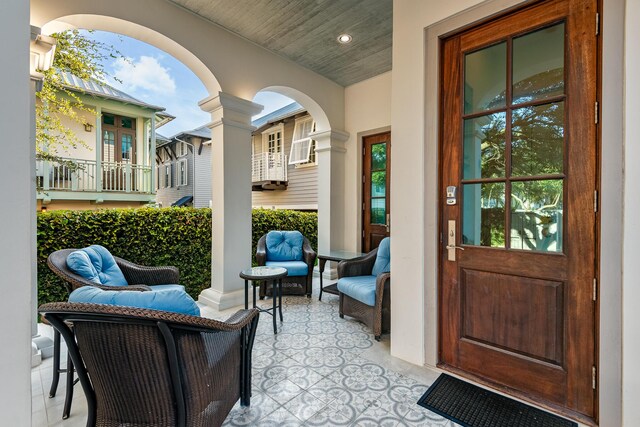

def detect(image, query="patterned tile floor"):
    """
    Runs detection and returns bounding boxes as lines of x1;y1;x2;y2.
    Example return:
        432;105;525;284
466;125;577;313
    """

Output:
31;279;455;426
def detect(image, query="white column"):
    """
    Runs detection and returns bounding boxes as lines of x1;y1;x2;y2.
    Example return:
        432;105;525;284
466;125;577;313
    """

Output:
95;106;102;192
312;129;349;257
1;0;32;423
150;115;156;195
198;92;263;310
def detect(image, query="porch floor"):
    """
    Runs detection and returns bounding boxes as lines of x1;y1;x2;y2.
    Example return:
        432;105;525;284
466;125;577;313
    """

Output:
32;278;453;426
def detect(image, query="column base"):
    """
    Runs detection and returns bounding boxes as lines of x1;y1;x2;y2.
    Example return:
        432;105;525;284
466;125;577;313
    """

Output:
198;288;246;311
31;342;41;368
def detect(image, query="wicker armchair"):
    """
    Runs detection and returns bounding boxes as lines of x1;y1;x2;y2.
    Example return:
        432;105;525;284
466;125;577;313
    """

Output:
337;242;391;341
47;248;180;292
46;248;182;419
39;302;259;427
256;233;316;298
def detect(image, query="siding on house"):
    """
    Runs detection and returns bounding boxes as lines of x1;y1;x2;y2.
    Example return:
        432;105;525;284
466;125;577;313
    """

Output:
251;113;318;210
155;139;195;207
194;139;212;208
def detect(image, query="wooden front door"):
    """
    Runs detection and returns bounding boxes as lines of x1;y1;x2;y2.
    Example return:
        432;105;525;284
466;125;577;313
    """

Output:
363;132;391;252
439;0;598;422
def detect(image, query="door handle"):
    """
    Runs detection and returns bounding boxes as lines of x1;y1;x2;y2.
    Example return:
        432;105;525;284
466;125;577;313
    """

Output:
386;213;390;232
446;220;462;261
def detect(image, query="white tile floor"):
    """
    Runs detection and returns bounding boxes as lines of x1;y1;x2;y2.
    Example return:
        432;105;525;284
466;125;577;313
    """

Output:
31;279;451;426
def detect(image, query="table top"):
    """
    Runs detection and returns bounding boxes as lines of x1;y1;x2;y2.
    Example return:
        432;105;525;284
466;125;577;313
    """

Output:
239;266;288;280
318;250;366;262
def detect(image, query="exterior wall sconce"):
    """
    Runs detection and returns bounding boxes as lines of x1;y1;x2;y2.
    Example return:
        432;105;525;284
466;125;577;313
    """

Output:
84;123;94;132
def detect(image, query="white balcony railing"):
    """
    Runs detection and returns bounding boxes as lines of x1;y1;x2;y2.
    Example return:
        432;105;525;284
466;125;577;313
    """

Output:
251;152;288;183
36;158;153;194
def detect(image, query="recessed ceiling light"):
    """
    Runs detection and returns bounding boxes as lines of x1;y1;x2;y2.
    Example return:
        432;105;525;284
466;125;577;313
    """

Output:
337;34;352;44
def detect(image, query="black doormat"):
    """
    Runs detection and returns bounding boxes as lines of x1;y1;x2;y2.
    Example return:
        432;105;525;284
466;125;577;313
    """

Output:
417;374;577;427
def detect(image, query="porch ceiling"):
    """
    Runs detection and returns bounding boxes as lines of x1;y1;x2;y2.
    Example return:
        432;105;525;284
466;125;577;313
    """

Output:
167;0;392;87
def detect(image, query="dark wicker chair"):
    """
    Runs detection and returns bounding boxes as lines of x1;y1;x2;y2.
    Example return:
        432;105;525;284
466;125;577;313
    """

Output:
256;234;316;298
337;248;391;341
39;302;259;427
47;248;180;293
46;248;181;419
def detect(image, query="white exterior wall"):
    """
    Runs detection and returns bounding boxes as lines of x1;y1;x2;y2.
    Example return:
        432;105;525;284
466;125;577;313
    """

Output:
0;0;32;424
623;0;640;424
251;115;318;210
343;72;392;251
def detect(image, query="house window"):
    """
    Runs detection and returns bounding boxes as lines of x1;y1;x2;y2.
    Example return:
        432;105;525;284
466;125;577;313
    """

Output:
177;141;188;157
262;124;283;155
289;116;317;166
177;159;188;187
164;163;172;188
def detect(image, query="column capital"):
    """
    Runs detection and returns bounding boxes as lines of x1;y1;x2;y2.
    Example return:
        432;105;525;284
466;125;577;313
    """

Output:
311;129;350;153
198;91;263;117
199;92;264;133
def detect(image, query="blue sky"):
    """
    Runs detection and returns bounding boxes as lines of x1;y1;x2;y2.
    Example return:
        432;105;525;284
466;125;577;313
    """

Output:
85;30;294;137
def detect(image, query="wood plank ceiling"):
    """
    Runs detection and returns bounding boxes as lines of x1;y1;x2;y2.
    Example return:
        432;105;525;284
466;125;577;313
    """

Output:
167;0;393;87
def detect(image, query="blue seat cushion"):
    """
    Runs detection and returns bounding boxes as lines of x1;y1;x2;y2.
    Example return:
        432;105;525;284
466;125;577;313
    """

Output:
337;275;377;307
265;260;308;277
266;231;304;261
149;284;184;292
372;237;391;276
66;245;128;287
69;286;200;316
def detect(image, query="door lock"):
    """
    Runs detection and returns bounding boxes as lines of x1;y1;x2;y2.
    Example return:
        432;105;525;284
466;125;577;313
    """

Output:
446;220;463;261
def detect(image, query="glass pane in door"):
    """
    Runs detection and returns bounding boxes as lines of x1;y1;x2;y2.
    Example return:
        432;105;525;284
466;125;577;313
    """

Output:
371;143;386;170
121;134;133;162
512;23;565;104
511;102;564;176
511;180;563;252
371;198;386;224
462;183;506;247
463;112;506;179
464;42;507;114
103;130;115;163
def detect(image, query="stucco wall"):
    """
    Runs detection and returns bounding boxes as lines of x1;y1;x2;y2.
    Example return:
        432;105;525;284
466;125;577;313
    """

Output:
0;1;32;423
343;71;392;251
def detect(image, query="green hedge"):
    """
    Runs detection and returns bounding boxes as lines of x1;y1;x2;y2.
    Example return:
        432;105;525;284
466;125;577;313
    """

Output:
37;207;317;306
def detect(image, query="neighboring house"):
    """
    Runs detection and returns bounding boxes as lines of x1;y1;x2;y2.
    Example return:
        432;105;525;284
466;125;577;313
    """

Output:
156;102;318;211
251;102;318;211
37;72;173;211
155;125;211;208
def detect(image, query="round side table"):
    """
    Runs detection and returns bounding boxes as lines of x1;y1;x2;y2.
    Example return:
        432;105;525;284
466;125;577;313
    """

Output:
240;266;288;334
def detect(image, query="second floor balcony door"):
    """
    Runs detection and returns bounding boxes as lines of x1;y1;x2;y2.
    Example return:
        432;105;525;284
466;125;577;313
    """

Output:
102;114;137;192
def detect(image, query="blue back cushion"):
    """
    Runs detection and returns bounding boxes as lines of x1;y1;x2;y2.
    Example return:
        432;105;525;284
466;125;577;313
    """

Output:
372;237;391;276
265;231;304;261
66;245;128;287
69;286;200;316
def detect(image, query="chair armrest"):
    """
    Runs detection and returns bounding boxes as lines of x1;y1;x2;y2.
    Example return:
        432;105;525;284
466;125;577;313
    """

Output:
302;238;317;267
104;284;153;292
256;235;267;266
115;257;179;286
337;249;378;278
375;272;391;308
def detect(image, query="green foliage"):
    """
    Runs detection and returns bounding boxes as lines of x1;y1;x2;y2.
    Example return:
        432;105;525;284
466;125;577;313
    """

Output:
37;208;318;306
37;208;212;306
36;30;125;159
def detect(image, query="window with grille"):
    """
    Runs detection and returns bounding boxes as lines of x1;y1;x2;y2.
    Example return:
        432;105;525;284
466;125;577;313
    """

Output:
164;163;172;188
262;125;283;155
289;116;316;166
177;141;188;157
177;159;188;186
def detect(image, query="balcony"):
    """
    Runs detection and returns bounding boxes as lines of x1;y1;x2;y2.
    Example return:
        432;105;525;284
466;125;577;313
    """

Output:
251;152;288;191
36;158;153;196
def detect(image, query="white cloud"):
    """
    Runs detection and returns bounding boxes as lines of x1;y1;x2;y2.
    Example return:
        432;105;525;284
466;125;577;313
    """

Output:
112;56;176;95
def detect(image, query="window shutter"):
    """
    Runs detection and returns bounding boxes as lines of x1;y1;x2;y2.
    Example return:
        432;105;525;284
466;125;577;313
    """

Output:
289;138;312;164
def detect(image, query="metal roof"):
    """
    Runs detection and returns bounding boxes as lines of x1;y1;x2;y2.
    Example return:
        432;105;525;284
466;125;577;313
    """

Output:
171;124;211;140
252;102;305;129
59;72;166;112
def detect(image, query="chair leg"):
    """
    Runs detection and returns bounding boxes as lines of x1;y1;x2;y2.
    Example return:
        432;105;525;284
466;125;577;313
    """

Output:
375;335;381;342
49;330;61;398
62;351;74;419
